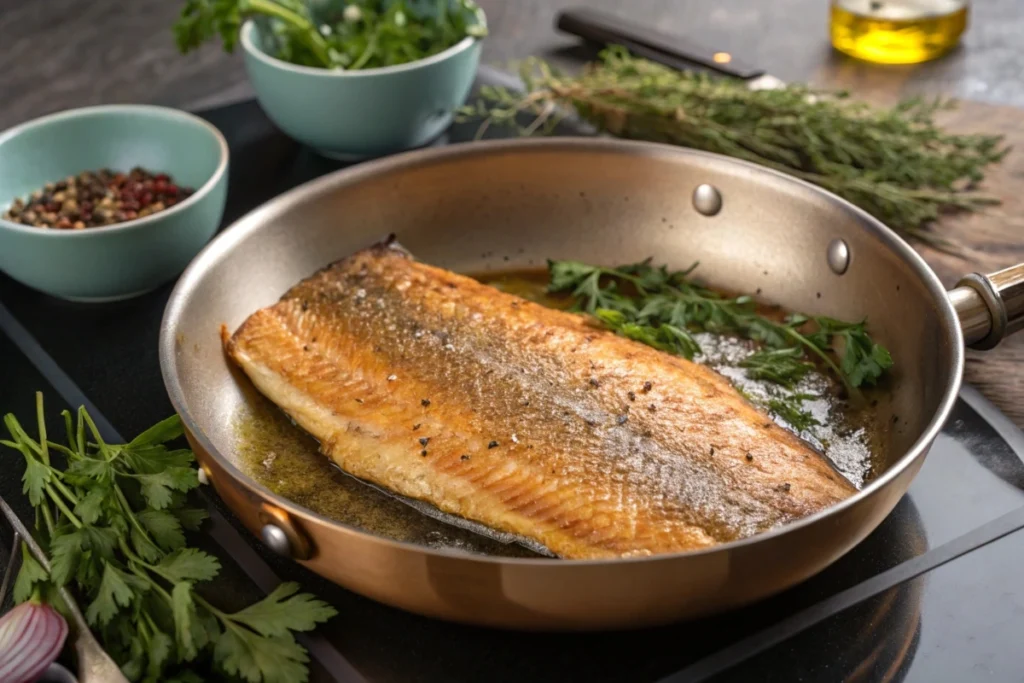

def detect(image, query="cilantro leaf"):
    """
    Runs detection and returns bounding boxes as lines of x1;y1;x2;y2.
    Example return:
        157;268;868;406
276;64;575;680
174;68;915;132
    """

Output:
131;525;164;564
21;455;51;507
51;526;118;586
215;628;311;683
146;628;174;680
86;562;147;626
129;415;184;448
813;317;894;388
172;581;201;660
547;260;598;292
13;545;49;603
228;582;338;637
138;467;200;509
173;507;210;531
137;509;186;552
157;548;221;583
49;530;84;586
74;484;112;525
122;446;195;475
66;456;116;485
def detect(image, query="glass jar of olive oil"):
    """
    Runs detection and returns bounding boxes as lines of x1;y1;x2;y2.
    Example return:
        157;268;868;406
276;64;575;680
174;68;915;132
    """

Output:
830;0;969;64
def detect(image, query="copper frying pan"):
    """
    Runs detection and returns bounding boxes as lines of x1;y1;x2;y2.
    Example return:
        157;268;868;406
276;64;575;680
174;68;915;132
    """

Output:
158;138;1024;630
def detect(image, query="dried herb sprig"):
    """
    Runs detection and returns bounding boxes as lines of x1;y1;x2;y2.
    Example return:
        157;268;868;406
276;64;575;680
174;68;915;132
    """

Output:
466;47;1008;247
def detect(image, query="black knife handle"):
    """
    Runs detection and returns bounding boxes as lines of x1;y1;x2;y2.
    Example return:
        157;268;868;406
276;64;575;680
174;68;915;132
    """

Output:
556;7;764;80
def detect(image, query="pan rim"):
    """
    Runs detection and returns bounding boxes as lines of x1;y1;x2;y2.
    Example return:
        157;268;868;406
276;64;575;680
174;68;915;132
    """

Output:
159;136;963;568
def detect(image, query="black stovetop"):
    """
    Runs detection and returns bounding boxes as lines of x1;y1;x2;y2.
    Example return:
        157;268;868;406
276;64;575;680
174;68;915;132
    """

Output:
3;73;1024;683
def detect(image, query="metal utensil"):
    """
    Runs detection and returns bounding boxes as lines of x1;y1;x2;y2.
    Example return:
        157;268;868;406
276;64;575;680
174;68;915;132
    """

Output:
555;7;787;91
160;138;1024;630
0;497;128;683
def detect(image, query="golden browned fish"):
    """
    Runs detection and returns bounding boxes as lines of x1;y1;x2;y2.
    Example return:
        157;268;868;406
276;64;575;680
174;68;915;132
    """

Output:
225;241;856;560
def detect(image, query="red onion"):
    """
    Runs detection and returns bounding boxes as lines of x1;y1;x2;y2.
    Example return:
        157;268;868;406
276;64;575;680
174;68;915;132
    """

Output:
0;602;69;683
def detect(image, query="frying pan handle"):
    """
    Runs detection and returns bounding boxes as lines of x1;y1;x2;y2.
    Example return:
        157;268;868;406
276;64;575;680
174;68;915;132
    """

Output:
949;264;1024;350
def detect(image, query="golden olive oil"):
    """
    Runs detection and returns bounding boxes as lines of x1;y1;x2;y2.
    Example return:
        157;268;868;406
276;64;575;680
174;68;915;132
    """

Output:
830;0;968;64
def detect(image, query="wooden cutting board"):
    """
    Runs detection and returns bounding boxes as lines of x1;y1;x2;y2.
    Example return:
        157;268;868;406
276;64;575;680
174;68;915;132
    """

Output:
918;102;1024;426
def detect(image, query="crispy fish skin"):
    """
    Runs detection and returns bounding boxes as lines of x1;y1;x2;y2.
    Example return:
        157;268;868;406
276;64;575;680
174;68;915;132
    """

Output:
225;244;856;560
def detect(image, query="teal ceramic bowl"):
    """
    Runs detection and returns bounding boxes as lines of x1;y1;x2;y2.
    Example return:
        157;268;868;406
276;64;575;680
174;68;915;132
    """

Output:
240;16;483;159
0;105;228;302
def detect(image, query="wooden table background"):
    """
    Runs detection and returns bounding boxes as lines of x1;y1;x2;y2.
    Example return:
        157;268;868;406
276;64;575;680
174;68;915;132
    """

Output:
3;0;1024;424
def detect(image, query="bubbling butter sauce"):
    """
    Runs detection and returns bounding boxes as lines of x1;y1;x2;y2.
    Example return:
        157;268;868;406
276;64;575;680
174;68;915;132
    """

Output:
234;270;883;558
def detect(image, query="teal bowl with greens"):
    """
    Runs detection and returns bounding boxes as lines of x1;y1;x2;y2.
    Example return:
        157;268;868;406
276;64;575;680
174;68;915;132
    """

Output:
0;105;228;302
240;16;483;159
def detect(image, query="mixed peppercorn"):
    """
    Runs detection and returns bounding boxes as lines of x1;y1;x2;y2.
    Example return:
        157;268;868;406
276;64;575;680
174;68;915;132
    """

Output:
3;167;195;229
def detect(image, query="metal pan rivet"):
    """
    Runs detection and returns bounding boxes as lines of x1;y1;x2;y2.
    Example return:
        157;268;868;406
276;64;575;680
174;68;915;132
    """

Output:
261;524;292;557
692;184;723;216
827;239;850;275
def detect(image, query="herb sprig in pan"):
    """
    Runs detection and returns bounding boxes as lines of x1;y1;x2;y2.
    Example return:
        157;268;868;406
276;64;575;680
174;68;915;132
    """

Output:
175;0;486;70
548;259;893;396
2;394;336;683
468;48;1007;248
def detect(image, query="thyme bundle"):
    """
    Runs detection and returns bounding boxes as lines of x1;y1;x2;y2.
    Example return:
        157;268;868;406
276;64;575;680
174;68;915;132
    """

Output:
467;47;1008;248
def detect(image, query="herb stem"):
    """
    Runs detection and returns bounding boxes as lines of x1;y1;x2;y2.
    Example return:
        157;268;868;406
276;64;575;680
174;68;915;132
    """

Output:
44;484;82;529
47;476;80;508
38;501;56;537
246;0;335;67
35;392;49;467
113;484;157;548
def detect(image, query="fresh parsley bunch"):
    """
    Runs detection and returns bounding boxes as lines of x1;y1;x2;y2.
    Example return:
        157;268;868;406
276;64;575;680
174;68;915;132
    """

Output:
174;0;486;70
2;394;336;683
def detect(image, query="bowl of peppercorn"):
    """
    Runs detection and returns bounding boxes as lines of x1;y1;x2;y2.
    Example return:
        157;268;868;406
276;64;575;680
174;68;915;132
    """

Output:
0;104;228;302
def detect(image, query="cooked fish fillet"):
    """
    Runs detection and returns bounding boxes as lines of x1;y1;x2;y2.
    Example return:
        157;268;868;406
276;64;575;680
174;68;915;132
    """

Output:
225;241;856;560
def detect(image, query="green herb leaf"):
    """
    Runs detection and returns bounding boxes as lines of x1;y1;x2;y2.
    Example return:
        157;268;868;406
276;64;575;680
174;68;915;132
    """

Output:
13;545;49;603
767;395;822;434
122;446;195;474
66;456;116;485
137;509;186;552
131;525;164;564
172;581;201;660
157;548;221;583
146;628;174;681
814;317;895;388
138;467;200;509
227;582;338;637
215;628;311;683
49;531;83;586
74;485;111;525
86;562;147;627
739;348;814;387
21;456;51;507
129;415;185;448
173;507;210;531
